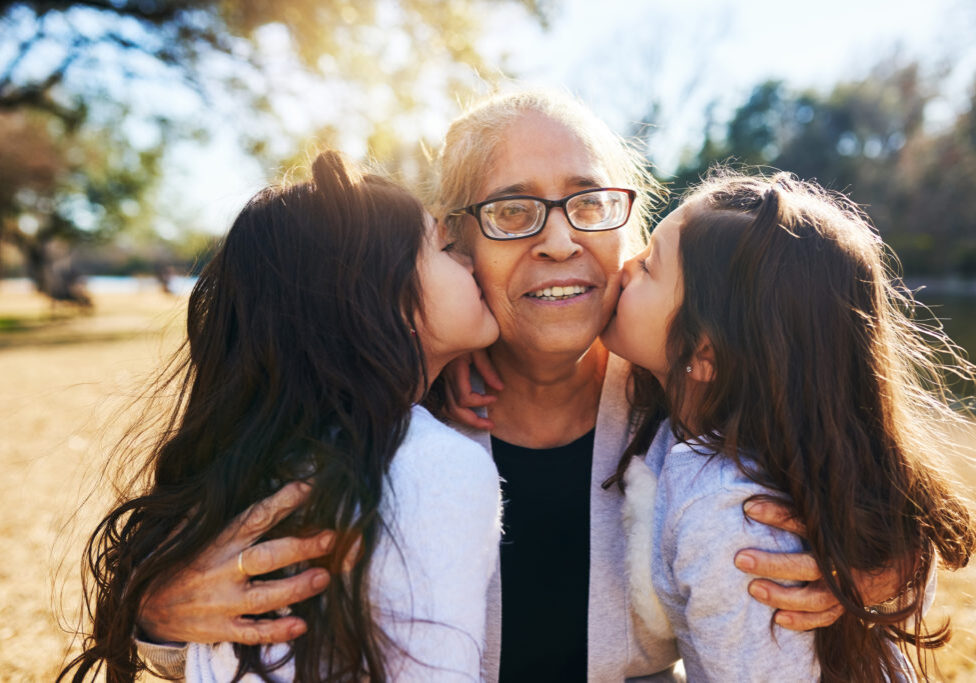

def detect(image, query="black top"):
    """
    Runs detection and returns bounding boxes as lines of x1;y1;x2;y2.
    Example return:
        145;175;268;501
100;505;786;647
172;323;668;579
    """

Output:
491;429;594;683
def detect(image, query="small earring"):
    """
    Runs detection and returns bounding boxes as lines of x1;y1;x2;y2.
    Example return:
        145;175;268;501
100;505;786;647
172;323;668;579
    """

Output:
410;328;417;336
685;365;692;373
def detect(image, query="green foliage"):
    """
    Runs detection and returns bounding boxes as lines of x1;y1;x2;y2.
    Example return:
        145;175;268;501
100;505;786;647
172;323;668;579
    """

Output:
671;61;976;277
0;0;547;294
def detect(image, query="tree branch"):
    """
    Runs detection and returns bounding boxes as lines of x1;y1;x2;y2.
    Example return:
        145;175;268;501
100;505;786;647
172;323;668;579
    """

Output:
0;1;195;25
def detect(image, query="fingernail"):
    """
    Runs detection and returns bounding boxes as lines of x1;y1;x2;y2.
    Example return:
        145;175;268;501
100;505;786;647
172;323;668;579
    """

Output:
743;500;761;516
775;613;792;628
749;583;769;601
289;621;307;637
312;570;330;589
735;552;756;571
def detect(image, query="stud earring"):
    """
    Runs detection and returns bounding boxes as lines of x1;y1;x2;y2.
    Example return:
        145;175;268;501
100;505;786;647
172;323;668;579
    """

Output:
685;365;692;373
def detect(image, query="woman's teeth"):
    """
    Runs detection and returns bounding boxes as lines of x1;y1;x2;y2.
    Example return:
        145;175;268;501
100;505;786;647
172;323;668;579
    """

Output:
528;285;588;301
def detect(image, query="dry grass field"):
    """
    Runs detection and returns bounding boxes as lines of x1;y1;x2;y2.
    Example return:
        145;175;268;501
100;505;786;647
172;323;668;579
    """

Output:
1;285;974;681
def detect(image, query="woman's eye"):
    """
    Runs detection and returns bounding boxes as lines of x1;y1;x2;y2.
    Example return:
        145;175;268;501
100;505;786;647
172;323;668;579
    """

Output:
499;203;528;217
639;259;650;273
442;241;456;253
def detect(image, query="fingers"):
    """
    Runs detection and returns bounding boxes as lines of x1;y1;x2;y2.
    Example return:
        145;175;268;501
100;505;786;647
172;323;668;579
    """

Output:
452;354;475;397
748;577;841;614
443;382;495;430
446;405;495;431
230;615;310;645
239;531;336;577
242;568;331;616
734;549;823;582
743;499;807;537
220;481;312;547
471;348;504;391
773;604;845;631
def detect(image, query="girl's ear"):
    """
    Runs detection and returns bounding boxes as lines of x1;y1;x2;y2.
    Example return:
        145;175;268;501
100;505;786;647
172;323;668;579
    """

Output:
689;337;715;383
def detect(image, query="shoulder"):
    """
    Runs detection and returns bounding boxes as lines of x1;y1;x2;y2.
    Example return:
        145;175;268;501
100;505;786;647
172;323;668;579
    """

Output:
660;440;770;501
386;406;500;518
395;405;498;481
657;442;804;559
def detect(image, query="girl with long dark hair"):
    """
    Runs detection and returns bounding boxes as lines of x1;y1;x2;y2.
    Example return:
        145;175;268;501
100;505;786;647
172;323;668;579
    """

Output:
602;171;976;682
60;150;501;682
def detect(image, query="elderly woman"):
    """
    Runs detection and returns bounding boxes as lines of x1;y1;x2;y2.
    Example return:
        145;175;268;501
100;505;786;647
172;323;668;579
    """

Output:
136;91;876;680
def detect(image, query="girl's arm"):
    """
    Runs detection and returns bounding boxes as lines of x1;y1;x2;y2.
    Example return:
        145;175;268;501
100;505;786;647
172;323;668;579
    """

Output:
657;456;821;682
373;421;502;681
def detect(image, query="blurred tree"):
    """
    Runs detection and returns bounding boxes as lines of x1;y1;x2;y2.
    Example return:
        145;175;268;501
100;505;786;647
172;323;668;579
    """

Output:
0;108;163;295
0;0;549;296
669;60;976;276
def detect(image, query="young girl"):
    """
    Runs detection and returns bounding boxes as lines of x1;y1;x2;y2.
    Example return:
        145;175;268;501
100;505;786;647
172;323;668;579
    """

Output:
601;171;976;682
59;150;502;682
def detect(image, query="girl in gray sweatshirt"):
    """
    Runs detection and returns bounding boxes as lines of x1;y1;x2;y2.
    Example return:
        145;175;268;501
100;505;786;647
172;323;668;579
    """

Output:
601;170;975;682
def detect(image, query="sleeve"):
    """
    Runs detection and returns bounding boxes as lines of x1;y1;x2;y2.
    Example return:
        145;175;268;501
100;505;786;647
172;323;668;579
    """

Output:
663;476;820;682
135;638;188;680
372;431;502;682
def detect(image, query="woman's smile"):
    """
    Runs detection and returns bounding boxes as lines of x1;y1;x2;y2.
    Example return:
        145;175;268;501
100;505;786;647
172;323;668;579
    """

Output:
523;280;596;303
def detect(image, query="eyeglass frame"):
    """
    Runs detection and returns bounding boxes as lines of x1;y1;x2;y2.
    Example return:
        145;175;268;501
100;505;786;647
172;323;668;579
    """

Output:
451;187;637;241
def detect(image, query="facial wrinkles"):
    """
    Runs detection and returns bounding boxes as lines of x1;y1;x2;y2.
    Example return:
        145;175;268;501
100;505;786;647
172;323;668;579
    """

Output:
468;112;627;355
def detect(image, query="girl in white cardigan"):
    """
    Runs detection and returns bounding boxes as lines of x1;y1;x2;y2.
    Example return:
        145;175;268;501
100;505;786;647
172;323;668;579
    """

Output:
602;171;975;682
60;151;502;682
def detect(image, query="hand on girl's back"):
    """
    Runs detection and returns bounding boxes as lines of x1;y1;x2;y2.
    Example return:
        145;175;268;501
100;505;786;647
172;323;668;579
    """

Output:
736;499;845;631
137;482;334;645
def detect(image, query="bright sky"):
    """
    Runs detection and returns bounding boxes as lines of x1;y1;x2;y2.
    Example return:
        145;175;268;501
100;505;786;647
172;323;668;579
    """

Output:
167;0;975;237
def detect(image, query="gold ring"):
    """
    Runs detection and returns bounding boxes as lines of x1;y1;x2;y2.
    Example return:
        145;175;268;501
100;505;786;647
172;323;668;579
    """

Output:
237;550;248;579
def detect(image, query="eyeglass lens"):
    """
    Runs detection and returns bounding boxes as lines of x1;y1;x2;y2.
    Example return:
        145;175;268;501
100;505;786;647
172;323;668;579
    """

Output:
481;189;630;238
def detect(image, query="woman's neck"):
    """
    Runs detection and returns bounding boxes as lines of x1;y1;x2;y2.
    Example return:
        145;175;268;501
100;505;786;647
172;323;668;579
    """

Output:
487;341;609;449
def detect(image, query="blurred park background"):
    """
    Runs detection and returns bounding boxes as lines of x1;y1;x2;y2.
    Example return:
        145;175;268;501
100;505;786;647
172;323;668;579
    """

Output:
1;0;975;680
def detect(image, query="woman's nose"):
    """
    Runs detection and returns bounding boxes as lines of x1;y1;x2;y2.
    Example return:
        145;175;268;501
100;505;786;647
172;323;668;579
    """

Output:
531;207;582;261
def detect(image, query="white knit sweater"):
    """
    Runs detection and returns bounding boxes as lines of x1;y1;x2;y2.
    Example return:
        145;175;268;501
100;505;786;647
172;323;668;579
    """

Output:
184;405;503;682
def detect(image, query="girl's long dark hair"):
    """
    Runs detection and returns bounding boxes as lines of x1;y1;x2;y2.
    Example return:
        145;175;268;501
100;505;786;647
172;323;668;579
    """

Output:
59;150;429;681
628;170;976;682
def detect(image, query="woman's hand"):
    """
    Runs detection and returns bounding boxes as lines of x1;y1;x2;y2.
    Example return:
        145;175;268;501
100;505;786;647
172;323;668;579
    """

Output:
137;482;335;645
441;349;504;430
734;499;908;631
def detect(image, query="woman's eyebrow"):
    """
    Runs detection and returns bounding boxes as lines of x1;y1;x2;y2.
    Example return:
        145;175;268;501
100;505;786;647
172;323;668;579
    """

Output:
486;183;529;198
484;176;604;199
568;175;603;189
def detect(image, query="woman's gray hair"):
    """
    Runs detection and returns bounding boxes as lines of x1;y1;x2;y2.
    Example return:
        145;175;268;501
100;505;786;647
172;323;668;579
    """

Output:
430;88;665;255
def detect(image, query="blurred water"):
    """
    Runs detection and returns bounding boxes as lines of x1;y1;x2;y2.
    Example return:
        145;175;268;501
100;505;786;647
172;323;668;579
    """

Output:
1;275;198;296
915;291;976;408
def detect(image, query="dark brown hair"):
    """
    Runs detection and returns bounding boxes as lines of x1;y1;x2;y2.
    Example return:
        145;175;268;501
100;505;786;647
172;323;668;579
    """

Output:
59;151;429;681
632;170;976;681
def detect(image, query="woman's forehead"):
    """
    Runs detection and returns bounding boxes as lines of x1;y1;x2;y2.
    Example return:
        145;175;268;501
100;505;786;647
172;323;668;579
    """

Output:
479;113;612;197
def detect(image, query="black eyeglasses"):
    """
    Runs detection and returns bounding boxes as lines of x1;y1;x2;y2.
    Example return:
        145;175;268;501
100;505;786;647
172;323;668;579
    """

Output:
452;187;636;241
